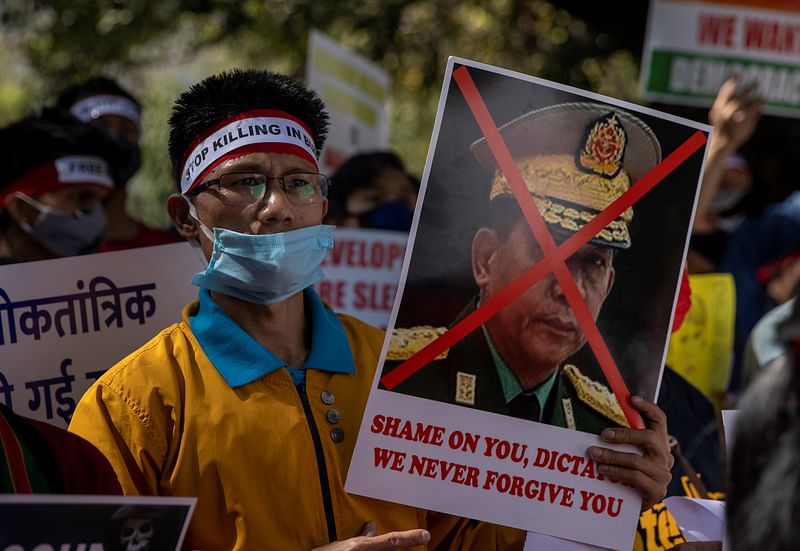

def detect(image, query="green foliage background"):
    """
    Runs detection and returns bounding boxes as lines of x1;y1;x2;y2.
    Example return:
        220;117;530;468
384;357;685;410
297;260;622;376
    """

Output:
0;0;646;228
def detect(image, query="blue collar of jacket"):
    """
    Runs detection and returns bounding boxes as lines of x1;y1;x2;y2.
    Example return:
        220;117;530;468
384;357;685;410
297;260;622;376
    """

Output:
189;287;355;387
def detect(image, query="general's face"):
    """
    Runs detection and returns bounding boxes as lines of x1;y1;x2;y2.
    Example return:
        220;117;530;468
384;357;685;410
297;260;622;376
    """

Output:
473;216;615;384
169;151;327;258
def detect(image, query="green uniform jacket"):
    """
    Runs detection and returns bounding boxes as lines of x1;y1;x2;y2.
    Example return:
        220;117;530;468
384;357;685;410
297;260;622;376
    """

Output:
383;303;629;434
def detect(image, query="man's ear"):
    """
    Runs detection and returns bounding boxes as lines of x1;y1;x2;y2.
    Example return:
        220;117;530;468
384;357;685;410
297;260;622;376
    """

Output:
472;227;499;289
166;194;198;241
3;194;40;227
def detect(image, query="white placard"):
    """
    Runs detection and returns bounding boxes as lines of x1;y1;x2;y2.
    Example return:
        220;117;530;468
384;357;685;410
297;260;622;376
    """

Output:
0;243;204;427
346;56;710;549
642;0;800;117
306;30;391;173
663;496;726;542
316;228;407;328
721;409;739;458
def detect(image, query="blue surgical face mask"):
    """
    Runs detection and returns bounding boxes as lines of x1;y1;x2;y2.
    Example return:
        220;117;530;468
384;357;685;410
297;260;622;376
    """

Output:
359;201;414;232
185;197;334;304
16;193;107;257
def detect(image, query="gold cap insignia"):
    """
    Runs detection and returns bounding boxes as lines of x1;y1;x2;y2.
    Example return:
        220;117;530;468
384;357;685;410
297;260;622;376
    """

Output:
471;102;662;251
578;113;627;179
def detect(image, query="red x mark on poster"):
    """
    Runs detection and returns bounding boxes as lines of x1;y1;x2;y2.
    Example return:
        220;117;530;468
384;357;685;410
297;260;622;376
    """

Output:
381;66;708;429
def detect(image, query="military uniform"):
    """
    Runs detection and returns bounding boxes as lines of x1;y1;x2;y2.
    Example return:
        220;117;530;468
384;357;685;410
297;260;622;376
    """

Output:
382;102;664;435
382;302;630;434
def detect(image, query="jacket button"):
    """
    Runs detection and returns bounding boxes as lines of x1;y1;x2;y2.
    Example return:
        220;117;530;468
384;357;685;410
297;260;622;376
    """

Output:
320;391;335;405
326;409;341;424
330;428;345;443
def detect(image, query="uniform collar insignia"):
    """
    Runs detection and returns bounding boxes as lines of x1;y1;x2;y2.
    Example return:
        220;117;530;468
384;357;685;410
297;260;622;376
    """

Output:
455;371;477;405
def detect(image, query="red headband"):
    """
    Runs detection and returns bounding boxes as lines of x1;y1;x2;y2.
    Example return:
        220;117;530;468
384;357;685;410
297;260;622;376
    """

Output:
1;156;114;205
180;109;318;194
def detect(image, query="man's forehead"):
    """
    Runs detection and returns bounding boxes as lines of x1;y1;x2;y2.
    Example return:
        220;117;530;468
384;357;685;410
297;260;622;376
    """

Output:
208;151;316;176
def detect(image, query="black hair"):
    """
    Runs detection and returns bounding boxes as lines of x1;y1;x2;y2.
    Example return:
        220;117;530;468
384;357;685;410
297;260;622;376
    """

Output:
326;151;408;222
727;297;800;550
0;108;123;229
168;69;329;186
56;76;141;111
0;108;123;191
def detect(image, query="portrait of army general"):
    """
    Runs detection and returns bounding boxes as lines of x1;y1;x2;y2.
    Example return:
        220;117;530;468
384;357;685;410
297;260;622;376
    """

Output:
379;63;707;436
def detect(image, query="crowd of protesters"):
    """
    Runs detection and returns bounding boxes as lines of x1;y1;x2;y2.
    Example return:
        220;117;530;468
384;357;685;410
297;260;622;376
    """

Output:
0;65;797;551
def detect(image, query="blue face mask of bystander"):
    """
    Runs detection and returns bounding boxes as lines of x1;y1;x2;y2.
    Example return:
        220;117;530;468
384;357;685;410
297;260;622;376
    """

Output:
359;201;414;232
185;198;334;304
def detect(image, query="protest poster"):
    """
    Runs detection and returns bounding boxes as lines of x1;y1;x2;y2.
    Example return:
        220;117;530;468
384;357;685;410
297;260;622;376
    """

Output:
315;228;407;328
666;273;735;408
346;57;710;548
0;495;195;551
642;0;800;117
306;30;391;173
0;242;203;427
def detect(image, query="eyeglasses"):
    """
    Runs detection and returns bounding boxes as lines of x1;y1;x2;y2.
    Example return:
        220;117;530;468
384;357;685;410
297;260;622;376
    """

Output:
191;171;330;206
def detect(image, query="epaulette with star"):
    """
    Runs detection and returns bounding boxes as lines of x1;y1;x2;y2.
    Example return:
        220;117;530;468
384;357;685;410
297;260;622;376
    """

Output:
387;326;449;361
563;364;630;427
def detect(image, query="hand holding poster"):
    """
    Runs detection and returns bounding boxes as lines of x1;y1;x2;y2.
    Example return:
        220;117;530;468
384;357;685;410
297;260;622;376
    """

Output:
347;57;710;549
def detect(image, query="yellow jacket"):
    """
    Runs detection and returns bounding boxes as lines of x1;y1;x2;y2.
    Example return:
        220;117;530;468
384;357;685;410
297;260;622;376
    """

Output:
70;298;523;551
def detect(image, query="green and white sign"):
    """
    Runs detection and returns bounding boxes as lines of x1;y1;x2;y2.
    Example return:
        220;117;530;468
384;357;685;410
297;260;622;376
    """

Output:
642;0;800;117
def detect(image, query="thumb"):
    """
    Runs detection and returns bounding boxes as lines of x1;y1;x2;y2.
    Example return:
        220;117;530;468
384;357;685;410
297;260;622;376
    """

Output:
361;520;377;537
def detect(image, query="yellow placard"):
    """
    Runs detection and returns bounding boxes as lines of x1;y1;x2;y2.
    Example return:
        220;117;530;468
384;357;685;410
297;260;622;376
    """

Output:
666;273;735;408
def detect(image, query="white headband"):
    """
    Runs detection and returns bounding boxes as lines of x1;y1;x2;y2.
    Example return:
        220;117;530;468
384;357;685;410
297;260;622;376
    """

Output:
54;155;114;188
70;94;141;129
180;110;318;195
1;155;113;204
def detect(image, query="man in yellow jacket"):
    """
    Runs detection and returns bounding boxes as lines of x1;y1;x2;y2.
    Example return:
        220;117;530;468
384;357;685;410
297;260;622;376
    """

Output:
70;69;673;550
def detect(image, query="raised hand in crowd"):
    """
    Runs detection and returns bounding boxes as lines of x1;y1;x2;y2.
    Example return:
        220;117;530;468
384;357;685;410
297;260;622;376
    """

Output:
693;75;763;235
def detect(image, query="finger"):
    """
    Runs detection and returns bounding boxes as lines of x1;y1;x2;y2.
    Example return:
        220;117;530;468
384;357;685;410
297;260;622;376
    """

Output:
743;99;765;118
740;81;761;103
593;462;670;508
629;396;669;438
717;76;738;101
599;427;668;460
368;529;431;550
361;520;377;538
588;445;671;482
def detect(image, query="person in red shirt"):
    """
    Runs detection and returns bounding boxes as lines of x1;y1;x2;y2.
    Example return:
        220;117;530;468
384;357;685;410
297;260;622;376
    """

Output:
1;404;120;495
